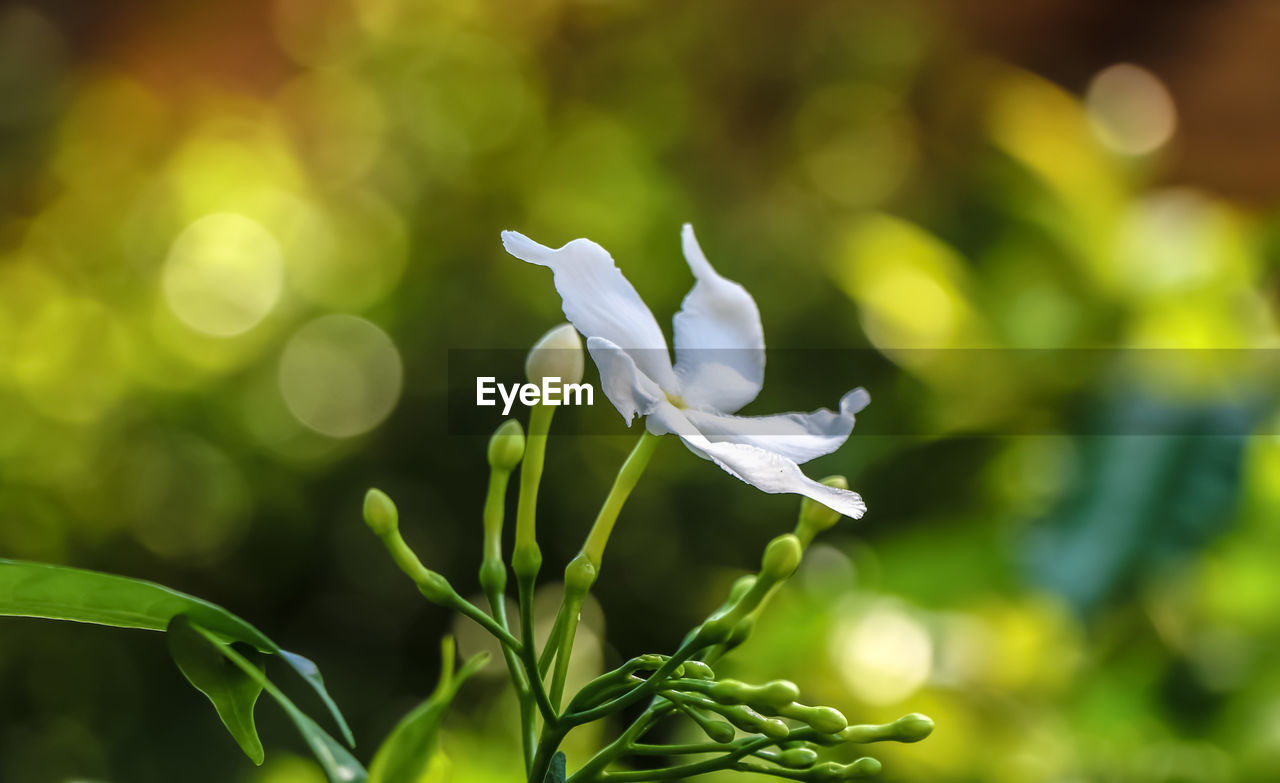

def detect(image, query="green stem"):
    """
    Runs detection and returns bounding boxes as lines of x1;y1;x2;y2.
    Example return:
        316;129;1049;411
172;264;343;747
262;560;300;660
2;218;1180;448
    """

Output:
490;593;535;769
562;633;705;727
518;573;558;724
548;588;584;709
528;722;568;783
478;465;536;768
379;526;522;651
547;434;661;710
537;604;568;677
568;698;662;782
588;735;777;782
629;741;733;754
514;404;555;583
581;433;662;566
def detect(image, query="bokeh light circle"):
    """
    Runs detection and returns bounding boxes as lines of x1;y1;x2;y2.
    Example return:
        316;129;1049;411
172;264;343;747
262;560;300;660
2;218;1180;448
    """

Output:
1086;63;1177;156
829;601;933;705
277;314;403;438
162;213;285;337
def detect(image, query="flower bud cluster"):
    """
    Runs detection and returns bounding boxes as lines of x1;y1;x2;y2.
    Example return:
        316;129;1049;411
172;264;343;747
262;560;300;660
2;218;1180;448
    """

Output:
653;662;933;781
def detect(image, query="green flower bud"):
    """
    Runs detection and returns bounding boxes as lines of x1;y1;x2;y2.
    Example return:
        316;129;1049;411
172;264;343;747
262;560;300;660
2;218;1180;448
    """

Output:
363;488;399;536
761;534;803;581
487;419;525;471
777;704;846;734
682;660;715;680
696;616;734;645
702;719;736;744
725;616;755;649
707;679;800;709
891;713;934;743
728;574;757;603
564;552;598;594
478;557;506;595
719;704;788;739
525;323;584;385
837;712;934;744
707;679;748;704
809;758;881;781
761;717;790;739
754;680;801;709
776;747;819;769
416;569;455;605
512;543;542;581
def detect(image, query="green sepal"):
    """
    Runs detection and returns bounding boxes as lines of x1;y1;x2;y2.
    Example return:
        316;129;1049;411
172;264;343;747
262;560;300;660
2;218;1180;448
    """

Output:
167;615;266;764
546;751;567;783
0;558;355;747
369;637;490;783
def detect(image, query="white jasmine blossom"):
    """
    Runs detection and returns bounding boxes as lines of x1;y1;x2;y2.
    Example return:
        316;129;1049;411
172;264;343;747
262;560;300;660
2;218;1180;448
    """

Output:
502;224;867;519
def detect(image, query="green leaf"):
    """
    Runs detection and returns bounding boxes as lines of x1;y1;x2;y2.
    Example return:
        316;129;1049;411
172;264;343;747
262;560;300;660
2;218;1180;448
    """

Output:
369;637;490;783
168;616;266;764
183;617;368;783
0;559;355;746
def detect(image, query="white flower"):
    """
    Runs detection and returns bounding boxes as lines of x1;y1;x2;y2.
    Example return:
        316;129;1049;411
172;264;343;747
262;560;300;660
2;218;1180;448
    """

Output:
502;224;868;519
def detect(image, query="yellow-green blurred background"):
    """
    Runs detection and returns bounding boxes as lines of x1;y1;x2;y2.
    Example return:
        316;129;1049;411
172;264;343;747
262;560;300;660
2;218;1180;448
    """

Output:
4;1;1280;781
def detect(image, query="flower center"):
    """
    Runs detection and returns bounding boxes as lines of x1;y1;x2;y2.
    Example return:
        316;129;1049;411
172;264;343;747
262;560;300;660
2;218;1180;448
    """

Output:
665;391;687;409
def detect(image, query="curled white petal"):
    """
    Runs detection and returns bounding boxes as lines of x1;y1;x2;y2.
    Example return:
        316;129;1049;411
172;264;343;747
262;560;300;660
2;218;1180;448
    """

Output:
502;231;677;390
671;224;765;413
586;336;666;426
677;387;869;464
649;402;866;519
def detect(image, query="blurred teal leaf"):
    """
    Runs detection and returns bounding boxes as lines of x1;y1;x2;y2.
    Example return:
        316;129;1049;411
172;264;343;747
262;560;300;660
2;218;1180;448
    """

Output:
0;559;355;746
182;617;368;783
1024;400;1248;612
167;615;266;764
369;637;489;783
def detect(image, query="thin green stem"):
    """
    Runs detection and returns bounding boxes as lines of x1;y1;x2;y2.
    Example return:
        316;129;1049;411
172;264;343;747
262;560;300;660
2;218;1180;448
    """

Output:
588;736;777;782
548;588;584;708
478;464;535;767
567;698;662;782
630;741;732;754
451;592;523;651
513;404;555;582
518;573;558;725
537;604;567;677
486;588;534;768
581;433;662;566
379;527;523;651
547;434;660;711
562;633;705;727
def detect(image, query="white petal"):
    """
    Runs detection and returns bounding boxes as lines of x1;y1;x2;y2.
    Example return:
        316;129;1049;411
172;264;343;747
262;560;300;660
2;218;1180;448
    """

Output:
671;224;765;413
647;401;867;519
502;231;677;390
586;336;666;426
677;387;869;464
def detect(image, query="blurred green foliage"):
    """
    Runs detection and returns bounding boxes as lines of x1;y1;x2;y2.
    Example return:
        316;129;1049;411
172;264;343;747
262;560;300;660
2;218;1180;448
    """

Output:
2;1;1280;782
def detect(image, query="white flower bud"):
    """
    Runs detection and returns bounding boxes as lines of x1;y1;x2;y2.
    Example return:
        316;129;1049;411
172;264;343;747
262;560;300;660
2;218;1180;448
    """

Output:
525;323;584;385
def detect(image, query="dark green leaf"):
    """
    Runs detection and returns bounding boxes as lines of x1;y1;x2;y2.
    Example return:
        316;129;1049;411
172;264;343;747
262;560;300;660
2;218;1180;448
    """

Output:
369;637;489;783
0;559;355;746
547;752;567;783
185;618;368;783
168;615;266;764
